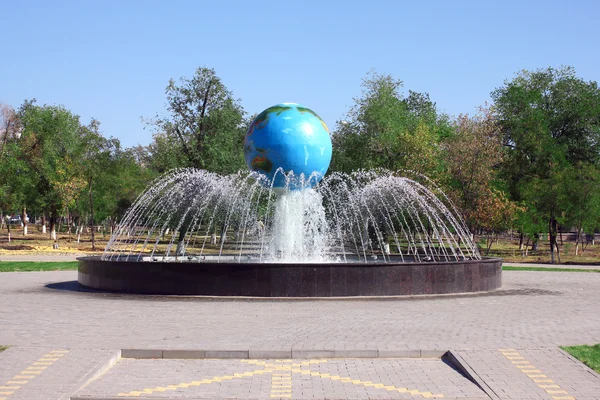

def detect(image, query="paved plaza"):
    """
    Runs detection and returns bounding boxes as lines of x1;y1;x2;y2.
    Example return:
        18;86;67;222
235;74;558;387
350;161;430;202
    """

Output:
0;268;599;399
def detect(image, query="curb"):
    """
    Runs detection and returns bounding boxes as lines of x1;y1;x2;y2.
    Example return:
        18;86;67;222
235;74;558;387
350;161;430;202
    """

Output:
445;350;500;400
120;348;448;359
63;351;121;400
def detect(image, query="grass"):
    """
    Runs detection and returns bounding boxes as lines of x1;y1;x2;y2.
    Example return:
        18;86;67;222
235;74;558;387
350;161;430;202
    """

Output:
0;261;78;272
503;266;600;273
0;345;8;353
561;344;600;373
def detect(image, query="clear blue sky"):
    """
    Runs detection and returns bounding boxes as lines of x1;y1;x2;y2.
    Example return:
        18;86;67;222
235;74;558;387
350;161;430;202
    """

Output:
2;0;598;148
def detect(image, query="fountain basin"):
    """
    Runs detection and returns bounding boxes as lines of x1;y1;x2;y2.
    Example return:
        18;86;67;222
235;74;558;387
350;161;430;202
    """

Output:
77;256;502;297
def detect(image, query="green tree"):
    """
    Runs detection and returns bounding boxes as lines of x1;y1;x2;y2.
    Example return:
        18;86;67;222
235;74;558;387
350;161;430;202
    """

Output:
17;101;87;240
492;66;600;262
148;67;247;174
0;141;28;240
558;163;600;254
74;130;152;244
0;103;27;238
330;71;452;180
77;119;114;249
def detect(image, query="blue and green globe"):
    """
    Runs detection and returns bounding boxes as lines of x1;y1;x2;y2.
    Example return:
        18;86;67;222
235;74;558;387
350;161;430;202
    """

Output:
244;103;332;189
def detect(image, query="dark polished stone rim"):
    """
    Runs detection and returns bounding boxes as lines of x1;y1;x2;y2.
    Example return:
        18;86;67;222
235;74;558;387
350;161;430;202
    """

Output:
77;256;502;297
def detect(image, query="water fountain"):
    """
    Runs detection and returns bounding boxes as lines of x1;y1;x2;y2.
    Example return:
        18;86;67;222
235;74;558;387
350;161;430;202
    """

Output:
78;103;501;296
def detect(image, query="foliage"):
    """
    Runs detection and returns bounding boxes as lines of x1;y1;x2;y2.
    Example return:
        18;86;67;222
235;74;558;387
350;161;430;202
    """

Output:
492;66;600;262
330;71;451;179
0;104;27;218
16;101;86;228
443;107;514;232
147;67;247;174
557;163;600;250
0;103;22;155
1;65;599;259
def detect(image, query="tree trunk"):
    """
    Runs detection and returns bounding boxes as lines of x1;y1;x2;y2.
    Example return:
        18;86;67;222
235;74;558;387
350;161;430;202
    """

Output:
41;214;47;234
486;232;493;255
518;232;524;250
89;178;96;251
7;220;11;243
549;216;559;264
559;227;563;246
21;207;28;236
67;212;73;242
50;208;58;241
532;233;539;251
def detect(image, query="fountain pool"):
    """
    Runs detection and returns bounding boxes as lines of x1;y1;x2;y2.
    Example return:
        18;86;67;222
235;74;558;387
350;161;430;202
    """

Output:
78;103;501;296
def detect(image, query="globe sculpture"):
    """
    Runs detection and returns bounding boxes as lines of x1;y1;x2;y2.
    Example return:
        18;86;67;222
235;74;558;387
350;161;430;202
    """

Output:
244;103;332;189
78;102;502;297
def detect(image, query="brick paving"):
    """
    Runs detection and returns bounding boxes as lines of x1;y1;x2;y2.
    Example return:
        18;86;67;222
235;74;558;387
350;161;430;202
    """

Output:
74;358;487;399
455;348;600;399
0;346;117;400
0;269;599;399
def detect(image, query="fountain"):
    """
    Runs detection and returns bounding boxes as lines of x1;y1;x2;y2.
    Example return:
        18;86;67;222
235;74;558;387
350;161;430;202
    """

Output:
78;103;501;296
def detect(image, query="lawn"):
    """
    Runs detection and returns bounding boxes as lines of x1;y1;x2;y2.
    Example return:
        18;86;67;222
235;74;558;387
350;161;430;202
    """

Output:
561;344;600;373
0;261;78;272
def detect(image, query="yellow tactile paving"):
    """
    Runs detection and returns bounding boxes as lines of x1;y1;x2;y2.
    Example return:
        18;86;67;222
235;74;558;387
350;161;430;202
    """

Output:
270;372;292;398
0;349;68;399
499;349;575;400
117;359;444;398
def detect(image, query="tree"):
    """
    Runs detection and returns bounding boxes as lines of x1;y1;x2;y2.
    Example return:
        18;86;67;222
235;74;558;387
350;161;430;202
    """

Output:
558;163;600;254
73;127;152;245
442;107;506;232
148;67;247;174
0;103;26;236
0;103;22;155
0;142;28;239
492;66;600;262
330;71;452;180
78;119;110;249
17;101;87;240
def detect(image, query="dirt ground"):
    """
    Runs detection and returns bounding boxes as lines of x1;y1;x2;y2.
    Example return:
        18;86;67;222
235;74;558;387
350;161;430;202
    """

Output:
1;225;599;264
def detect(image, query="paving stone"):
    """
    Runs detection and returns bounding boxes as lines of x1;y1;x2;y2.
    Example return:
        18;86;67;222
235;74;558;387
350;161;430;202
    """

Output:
0;346;118;400
455;348;600;399
74;358;488;399
0;270;599;398
2;270;598;352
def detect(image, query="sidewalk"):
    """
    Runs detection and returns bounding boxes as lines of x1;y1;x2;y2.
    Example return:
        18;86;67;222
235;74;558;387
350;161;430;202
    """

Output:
0;269;599;399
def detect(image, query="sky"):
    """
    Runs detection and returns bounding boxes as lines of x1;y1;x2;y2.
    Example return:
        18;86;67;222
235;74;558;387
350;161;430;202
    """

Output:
2;0;599;148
